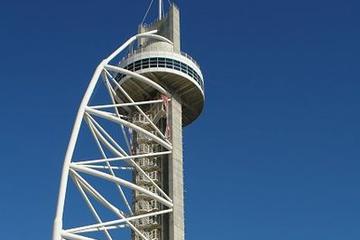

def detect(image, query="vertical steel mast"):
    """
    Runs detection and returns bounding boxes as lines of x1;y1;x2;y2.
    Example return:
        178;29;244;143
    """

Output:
53;3;204;240
159;0;163;20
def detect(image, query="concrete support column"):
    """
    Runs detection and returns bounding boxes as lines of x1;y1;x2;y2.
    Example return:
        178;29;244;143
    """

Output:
169;96;184;240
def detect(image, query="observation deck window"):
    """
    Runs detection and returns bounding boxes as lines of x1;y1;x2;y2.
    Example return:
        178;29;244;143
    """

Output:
119;57;204;92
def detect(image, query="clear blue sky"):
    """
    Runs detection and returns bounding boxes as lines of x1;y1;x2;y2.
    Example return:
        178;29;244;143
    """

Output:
1;0;359;239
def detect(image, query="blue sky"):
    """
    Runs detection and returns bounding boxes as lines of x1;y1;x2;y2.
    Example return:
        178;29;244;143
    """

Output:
1;0;360;239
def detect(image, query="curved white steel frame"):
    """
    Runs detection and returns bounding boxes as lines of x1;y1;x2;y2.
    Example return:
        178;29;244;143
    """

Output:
53;30;174;240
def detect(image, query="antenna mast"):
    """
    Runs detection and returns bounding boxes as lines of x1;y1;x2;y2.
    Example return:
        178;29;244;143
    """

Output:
159;0;163;20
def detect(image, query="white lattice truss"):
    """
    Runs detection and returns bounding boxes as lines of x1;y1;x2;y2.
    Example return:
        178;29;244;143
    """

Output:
53;30;174;240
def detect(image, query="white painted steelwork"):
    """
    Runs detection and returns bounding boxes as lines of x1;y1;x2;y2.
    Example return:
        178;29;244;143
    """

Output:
52;30;175;240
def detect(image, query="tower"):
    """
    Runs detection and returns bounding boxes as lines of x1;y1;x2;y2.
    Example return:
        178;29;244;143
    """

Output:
53;2;204;240
125;3;204;240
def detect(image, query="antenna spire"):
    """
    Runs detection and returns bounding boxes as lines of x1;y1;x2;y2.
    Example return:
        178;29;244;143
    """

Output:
159;0;163;20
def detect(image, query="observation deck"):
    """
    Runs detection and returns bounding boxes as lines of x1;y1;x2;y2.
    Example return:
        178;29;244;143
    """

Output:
118;47;205;126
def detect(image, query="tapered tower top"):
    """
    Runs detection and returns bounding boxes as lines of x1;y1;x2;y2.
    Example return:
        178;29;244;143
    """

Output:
119;3;204;125
138;4;181;53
